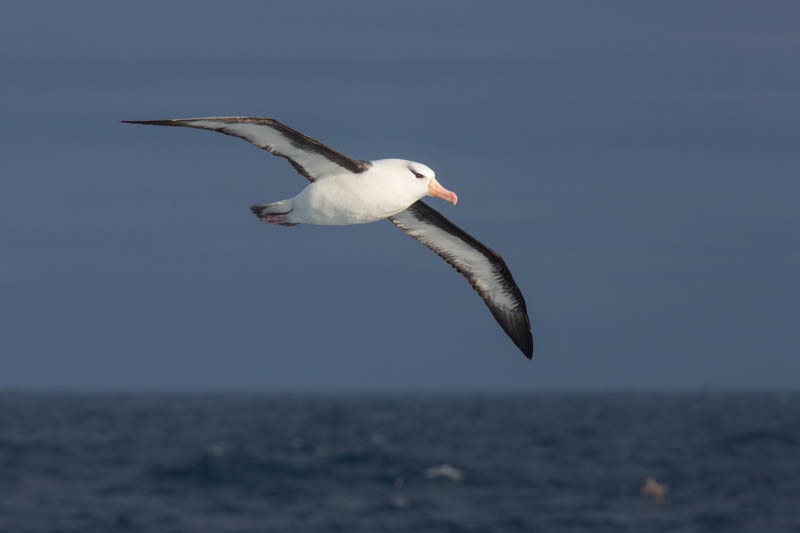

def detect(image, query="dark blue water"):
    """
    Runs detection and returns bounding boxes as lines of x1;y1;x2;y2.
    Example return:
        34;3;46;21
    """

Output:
0;393;798;532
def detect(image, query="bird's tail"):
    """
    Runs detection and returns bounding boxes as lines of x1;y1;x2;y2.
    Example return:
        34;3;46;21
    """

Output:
249;200;298;226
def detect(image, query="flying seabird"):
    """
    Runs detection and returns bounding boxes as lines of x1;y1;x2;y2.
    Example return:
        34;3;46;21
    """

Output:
123;117;533;358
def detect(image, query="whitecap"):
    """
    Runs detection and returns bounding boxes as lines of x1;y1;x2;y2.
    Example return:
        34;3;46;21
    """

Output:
423;463;464;482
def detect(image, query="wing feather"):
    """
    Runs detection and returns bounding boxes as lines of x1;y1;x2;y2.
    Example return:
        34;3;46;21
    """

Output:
122;116;371;181
389;201;533;358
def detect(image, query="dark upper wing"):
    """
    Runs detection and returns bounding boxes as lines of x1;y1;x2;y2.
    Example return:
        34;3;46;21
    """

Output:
122;116;371;181
389;201;533;358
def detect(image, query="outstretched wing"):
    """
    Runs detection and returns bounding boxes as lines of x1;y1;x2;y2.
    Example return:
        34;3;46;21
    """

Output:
122;116;371;181
389;201;533;358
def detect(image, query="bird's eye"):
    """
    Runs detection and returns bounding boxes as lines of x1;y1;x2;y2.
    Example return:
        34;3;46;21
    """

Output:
409;169;425;179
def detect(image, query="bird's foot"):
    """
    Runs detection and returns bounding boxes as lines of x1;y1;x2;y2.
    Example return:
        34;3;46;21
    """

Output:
260;213;287;224
258;210;297;226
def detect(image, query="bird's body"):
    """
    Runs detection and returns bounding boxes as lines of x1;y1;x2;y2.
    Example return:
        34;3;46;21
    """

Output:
123;116;533;358
277;159;442;226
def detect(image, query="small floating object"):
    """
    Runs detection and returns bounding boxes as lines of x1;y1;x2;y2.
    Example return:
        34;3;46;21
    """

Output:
641;475;668;506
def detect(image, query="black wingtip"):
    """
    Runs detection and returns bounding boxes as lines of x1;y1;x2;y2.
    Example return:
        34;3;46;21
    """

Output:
121;119;174;126
489;307;533;360
513;328;533;359
521;336;533;359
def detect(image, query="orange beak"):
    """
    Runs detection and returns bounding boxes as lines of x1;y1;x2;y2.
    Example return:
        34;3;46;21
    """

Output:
428;177;458;205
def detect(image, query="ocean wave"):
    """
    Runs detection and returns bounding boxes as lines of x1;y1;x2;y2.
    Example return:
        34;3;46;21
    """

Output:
423;464;464;482
149;442;319;488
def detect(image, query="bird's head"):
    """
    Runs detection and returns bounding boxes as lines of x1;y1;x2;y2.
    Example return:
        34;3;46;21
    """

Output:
370;159;458;214
405;161;458;206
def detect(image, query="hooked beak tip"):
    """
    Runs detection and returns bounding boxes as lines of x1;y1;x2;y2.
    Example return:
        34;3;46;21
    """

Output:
428;177;458;206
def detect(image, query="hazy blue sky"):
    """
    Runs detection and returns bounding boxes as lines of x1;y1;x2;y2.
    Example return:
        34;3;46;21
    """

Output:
2;2;799;390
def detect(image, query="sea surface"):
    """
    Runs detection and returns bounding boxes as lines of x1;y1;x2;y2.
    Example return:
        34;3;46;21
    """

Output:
0;392;798;532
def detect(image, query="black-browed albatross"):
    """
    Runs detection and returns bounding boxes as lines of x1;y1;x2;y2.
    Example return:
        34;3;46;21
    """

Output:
123;117;533;358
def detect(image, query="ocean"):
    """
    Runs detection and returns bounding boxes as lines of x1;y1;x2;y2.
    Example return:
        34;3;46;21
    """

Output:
0;392;798;532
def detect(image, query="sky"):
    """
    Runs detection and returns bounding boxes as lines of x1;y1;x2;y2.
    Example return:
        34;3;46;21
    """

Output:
1;1;799;391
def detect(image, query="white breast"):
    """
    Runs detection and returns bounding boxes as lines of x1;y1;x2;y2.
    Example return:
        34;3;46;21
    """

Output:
290;160;427;225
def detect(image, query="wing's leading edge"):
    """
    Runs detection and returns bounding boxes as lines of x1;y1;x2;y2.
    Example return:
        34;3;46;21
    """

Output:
122;116;371;181
390;201;533;358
